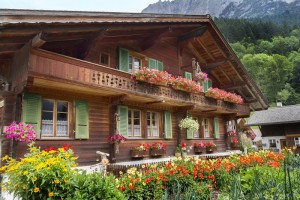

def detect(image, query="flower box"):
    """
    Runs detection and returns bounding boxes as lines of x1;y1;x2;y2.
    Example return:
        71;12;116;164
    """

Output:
150;149;166;157
194;146;205;154
206;148;214;154
130;150;148;158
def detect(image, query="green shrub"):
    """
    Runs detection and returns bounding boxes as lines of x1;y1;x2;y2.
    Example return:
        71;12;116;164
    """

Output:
66;171;125;200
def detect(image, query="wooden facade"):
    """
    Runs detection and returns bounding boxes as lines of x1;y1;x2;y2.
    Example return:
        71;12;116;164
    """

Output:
0;10;267;165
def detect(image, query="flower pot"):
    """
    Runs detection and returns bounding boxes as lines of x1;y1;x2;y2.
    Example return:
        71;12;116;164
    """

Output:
150;149;166;157
130;150;147;158
194;146;204;154
175;152;181;157
181;152;188;157
206;148;214;154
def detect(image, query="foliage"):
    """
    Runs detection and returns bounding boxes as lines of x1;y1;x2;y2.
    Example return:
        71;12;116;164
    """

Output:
150;142;166;150
131;144;149;151
66;171;124;200
179;116;199;132
108;133;127;144
171;76;203;93
1;144;77;199
4;121;37;143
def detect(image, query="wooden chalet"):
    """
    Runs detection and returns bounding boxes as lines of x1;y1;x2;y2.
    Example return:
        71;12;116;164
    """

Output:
0;9;267;165
247;105;300;154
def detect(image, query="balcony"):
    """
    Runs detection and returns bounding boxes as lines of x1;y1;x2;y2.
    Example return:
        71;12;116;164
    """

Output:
28;49;249;116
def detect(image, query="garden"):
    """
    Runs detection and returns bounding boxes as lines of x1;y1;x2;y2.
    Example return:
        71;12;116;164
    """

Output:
1;122;300;199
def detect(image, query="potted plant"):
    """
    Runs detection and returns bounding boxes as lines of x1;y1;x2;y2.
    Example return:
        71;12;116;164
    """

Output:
175;146;181;157
171;76;203;93
150;142;166;157
179;116;199;133
231;138;240;150
132;67;172;86
179;143;192;157
130;144;149;158
205;88;227;100
194;142;206;154
108;133;127;154
194;71;208;82
206;142;216;153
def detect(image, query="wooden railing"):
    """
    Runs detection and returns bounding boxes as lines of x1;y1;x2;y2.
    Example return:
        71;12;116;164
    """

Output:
28;49;249;115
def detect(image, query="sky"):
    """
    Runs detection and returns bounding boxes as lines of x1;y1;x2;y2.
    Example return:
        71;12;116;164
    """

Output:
0;0;160;12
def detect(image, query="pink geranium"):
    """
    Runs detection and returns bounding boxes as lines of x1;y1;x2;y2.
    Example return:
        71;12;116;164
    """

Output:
4;121;37;143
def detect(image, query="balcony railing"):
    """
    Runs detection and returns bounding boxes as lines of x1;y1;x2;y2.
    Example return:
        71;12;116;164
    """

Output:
28;49;249;115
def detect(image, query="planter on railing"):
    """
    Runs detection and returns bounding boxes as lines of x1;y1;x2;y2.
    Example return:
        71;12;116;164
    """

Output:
130;150;148;158
194;146;205;154
150;149;166;157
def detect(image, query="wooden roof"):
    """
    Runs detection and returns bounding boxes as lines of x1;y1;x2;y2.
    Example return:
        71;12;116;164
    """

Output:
0;9;268;110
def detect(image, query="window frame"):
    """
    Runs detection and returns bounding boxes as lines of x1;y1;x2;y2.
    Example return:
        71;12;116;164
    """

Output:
269;139;277;148
128;108;142;137
99;52;110;66
203;118;210;138
294;137;300;147
146;111;160;138
41;98;71;139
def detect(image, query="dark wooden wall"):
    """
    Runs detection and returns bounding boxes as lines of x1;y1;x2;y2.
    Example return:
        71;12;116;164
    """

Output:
84;38;194;78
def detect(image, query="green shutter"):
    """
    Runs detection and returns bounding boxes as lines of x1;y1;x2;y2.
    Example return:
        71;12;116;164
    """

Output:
148;58;157;69
75;100;89;139
184;72;192;80
157;61;164;71
22;93;42;139
117;106;128;137
164;111;172;139
202;80;208;92
187;129;193;139
118;48;129;72
207;79;212;89
214;117;220;139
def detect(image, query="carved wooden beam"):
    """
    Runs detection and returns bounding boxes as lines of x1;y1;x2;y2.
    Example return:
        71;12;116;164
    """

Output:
201;59;228;71
31;32;46;48
220;81;246;90
178;26;207;43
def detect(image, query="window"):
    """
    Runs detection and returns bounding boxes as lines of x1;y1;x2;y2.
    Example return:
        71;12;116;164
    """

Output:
100;52;110;66
147;111;159;137
269;139;276;148
129;56;141;73
203;118;210;138
41;99;69;138
128;109;141;137
295;137;300;146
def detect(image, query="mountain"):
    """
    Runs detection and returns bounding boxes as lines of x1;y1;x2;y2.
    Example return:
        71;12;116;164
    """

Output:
142;0;300;21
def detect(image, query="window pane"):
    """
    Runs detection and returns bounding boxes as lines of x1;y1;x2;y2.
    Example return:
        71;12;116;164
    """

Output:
147;112;151;136
133;111;140;136
129;56;133;73
56;113;68;136
57;101;68;112
134;58;141;72
152;113;159;137
42;112;53;136
43;99;54;111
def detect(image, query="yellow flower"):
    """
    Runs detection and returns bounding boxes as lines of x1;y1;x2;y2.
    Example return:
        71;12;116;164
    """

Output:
34;187;39;193
54;179;60;184
22;185;26;190
102;158;109;165
33;177;37;181
23;171;29;175
1;155;9;161
48;192;54;197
